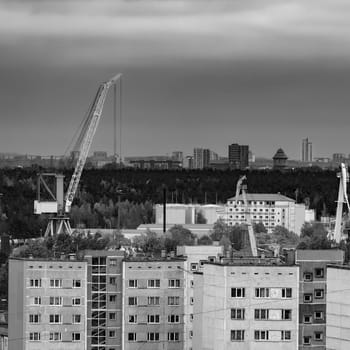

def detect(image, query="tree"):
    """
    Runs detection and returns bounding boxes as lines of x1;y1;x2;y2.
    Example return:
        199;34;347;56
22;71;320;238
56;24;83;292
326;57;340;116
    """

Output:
133;230;165;256
210;218;230;241
165;225;196;252
253;222;267;234
272;226;300;246
297;222;332;249
197;235;213;245
196;211;207;224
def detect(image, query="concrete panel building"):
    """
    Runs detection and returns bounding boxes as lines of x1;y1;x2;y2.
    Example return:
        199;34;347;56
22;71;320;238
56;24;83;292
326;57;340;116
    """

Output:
176;245;224;350
295;250;344;350
122;257;186;350
9;257;88;350
84;250;124;350
326;265;350;350
193;259;299;350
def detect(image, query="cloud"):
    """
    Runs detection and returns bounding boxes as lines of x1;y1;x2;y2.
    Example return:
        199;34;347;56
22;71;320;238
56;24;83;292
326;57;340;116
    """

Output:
1;0;350;67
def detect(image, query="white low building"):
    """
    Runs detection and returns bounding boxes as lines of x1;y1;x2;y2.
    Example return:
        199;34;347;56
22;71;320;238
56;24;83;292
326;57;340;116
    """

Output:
219;193;314;235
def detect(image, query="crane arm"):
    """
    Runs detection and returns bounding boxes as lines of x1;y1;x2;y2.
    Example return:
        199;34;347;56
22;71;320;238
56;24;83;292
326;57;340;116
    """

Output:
64;73;122;213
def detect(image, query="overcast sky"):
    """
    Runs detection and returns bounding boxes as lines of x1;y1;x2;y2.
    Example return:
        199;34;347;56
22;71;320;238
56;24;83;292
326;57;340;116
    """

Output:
1;0;350;160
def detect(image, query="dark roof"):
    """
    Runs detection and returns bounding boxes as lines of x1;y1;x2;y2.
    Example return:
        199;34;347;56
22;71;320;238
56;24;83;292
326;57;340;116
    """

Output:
273;148;288;160
295;249;344;263
227;193;295;202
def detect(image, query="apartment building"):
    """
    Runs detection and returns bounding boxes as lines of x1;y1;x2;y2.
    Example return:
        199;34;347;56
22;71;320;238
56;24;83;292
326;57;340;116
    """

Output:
221;193;311;235
122;257;186;350
193;259;299;350
9;256;87;350
326;265;350;350
176;245;224;350
295;250;344;350
84;250;125;350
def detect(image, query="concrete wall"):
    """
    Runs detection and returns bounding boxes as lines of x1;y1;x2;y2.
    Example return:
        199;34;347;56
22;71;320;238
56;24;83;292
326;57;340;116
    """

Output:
326;266;350;350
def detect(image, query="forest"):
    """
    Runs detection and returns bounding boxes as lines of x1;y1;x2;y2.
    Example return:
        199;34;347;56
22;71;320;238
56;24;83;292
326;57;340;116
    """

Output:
0;167;340;239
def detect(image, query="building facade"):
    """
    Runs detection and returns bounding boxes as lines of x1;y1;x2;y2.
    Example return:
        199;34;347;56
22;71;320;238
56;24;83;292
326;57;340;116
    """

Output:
84;251;124;350
9;257;88;350
295;250;344;350
302;138;312;162
193;260;299;350
221;193;310;235
176;245;224;350
122;258;186;350
326;265;350;350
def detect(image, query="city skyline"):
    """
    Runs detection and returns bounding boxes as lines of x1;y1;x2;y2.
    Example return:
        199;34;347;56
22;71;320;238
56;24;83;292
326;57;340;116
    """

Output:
1;1;350;160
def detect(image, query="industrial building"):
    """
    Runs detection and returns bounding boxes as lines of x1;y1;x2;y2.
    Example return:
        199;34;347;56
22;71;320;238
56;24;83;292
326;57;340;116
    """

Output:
9;257;88;350
193;258;300;350
295;250;344;350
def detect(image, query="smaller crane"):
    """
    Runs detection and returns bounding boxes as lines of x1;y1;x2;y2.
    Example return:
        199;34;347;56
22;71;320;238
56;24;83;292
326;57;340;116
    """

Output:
333;163;350;243
234;176;258;256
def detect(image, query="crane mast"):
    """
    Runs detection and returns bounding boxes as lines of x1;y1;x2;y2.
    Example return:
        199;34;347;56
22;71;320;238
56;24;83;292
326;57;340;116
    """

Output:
234;176;258;256
64;73;122;213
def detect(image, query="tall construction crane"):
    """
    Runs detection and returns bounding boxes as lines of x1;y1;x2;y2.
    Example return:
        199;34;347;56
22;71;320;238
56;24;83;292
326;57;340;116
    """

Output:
333;163;350;243
234;176;258;256
34;73;122;236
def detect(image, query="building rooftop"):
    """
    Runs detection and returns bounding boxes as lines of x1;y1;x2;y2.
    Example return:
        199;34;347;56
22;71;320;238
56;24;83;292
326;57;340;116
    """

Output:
227;193;295;202
295;249;344;263
273;148;288;160
206;256;289;266
327;264;350;270
137;224;214;230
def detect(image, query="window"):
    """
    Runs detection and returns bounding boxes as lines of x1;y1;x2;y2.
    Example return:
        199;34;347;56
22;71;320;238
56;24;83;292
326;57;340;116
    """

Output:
255;330;269;340
128;297;137;306
314;332;323;341
168;332;180;341
109;259;117;266
110;295;116;302
190;297;194;305
231;288;245;298
304;294;313;303
148;296;160;305
231;308;245;320
168;314;180;323
281;330;291;340
109;330;116;338
168;279;181;288
303;315;312;323
128;333;136;342
255;288;269;298
72;297;81;305
190;314;193;322
148;279;160;288
304;272;313;282
50;279;62;288
190;263;198;271
314;289;324;299
168;296;180;305
128;279;138;288
73;279;81;288
49;296;62;305
72;314;81;324
282;309;292;320
29;279;41;288
190;280;194;288
29;314;41;323
254;309;269;320
148;314;160;323
315;268;324;278
33;297;41;305
231;330;245;341
49;332;61;341
49;314;61;324
147;332;160;341
29;332;40;341
126;313;137;323
109;312;116;320
303;336;311;345
282;288;292;298
110;277;116;285
314;311;324;320
190;330;193;338
72;333;81;342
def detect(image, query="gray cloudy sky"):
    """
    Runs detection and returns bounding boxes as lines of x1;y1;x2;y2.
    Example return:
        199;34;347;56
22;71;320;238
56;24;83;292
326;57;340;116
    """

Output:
1;0;350;159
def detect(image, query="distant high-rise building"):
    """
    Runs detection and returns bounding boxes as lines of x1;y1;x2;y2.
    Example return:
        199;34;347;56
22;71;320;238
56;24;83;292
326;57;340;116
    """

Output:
302;138;312;162
332;153;346;164
172;151;183;165
184;156;194;169
193;148;211;169
228;143;249;169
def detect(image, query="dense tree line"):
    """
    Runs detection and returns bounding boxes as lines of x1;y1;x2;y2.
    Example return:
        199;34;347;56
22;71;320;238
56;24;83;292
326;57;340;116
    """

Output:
0;167;341;239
